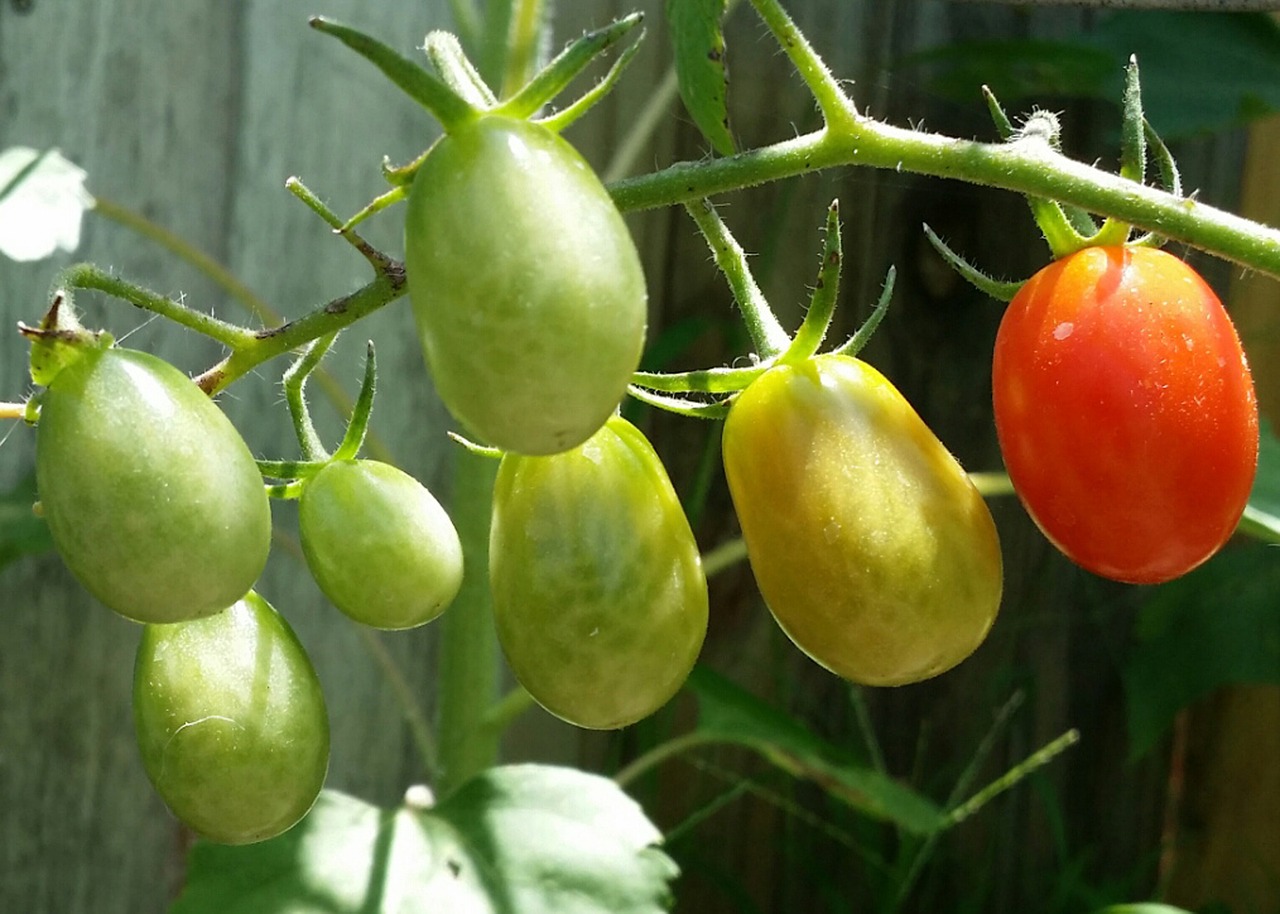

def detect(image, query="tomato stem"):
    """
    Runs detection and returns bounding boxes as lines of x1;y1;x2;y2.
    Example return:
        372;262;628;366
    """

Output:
608;101;1280;281
435;449;504;796
283;334;337;463
945;729;1080;826
684;199;790;359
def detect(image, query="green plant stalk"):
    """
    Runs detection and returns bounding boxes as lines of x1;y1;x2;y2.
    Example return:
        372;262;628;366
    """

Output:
435;448;503;796
193;268;406;395
92;192;397;465
685;199;790;357
611;120;1280;279
614;731;720;787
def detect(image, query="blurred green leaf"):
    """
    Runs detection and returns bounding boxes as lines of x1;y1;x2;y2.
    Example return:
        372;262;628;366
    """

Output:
0;147;92;261
666;0;735;156
0;473;51;571
172;766;678;914
1091;906;1195;914
687;666;946;835
901;12;1280;140
1238;419;1280;543
1123;544;1280;760
1085;11;1280;139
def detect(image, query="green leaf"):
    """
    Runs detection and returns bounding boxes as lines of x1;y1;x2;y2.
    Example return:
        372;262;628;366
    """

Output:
1091;906;1195;914
1084;11;1280;139
171;765;678;914
1238;419;1280;544
686;666;946;835
902;13;1280;141
0;473;52;571
666;0;735;156
1123;544;1280;761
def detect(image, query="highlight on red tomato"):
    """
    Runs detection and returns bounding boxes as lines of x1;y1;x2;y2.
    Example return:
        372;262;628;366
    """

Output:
992;245;1258;584
34;346;272;623
404;115;647;456
489;415;708;729
299;459;463;630
723;353;1003;687
132;592;330;845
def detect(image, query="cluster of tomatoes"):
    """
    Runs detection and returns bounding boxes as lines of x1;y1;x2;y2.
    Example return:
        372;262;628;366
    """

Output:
27;99;1259;847
32;338;468;843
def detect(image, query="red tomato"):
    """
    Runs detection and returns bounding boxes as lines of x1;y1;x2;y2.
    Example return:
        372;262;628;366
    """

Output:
992;246;1258;584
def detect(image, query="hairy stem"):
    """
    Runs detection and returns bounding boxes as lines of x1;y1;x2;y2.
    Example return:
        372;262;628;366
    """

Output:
610;125;1280;279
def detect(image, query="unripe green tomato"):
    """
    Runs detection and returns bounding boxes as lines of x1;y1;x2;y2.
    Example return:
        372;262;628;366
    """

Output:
490;415;708;729
35;347;271;623
133;592;329;845
298;459;463;630
404;116;647;456
722;354;1002;686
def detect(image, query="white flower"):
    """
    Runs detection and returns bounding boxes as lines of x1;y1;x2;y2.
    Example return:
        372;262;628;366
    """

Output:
0;147;93;262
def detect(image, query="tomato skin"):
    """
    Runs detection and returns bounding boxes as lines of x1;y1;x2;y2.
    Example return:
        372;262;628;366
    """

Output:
404;116;647;456
35;347;271;623
298;459;463;630
722;354;1002;686
132;592;330;845
993;246;1258;584
490;415;708;729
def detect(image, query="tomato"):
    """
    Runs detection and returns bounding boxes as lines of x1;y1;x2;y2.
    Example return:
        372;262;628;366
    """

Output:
35;347;271;623
298;459;463;629
489;415;707;729
992;246;1258;584
132;592;329;845
722;354;1002;686
404;116;647;456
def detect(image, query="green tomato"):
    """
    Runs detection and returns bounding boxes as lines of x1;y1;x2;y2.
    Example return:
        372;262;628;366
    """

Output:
298;459;463;630
490;415;708;729
722;354;1002;686
35;347;271;623
404;116;647;456
132;592;329;845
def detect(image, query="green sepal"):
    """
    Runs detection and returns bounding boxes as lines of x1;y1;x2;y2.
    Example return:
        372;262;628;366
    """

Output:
493;13;644;121
19;290;111;388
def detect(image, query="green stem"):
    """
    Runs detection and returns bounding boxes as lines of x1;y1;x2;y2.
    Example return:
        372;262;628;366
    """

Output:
282;334;337;462
701;537;748;579
685;199;790;358
93;196;276;325
355;626;441;779
614;731;720;788
498;0;549;103
193;266;406;395
92;192;397;465
53;263;254;349
747;0;857;132
610;124;1280;279
969;471;1015;498
435;448;503;796
481;685;537;733
945;729;1080;826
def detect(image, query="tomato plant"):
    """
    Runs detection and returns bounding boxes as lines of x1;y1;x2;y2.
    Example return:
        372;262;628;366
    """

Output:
404;115;648;456
298;458;464;630
722;353;1003;686
34;346;271;623
132;591;330;845
489;414;708;729
993;245;1258;584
